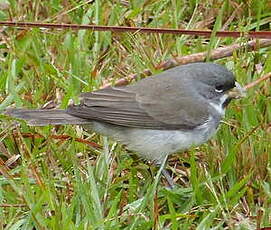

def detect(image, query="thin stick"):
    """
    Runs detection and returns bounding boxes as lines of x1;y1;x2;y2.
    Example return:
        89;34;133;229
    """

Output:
1;21;271;38
244;72;271;89
158;39;271;69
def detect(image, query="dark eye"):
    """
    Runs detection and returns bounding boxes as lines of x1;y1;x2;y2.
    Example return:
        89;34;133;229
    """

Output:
215;85;224;93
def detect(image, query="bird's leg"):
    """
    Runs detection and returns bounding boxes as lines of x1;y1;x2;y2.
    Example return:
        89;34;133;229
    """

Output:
162;168;175;189
155;156;175;189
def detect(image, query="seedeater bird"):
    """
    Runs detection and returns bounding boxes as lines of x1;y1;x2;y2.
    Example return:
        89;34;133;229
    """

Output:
5;62;245;187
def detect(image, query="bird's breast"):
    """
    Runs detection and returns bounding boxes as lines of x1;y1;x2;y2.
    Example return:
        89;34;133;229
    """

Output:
86;115;220;164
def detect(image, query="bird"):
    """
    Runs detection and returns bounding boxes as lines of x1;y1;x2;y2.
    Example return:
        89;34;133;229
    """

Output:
5;62;245;187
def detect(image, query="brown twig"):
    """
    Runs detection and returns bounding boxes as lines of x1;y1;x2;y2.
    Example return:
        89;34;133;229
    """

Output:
102;39;271;88
1;21;271;38
13;132;101;149
244;72;271;89
158;39;271;69
0;203;27;207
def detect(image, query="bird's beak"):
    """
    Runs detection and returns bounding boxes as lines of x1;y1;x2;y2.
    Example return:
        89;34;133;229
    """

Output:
227;82;246;99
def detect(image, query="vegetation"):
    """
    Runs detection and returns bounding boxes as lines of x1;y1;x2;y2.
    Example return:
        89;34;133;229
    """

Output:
0;0;270;229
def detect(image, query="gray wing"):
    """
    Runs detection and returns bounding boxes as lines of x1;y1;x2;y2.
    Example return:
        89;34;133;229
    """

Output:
67;84;210;130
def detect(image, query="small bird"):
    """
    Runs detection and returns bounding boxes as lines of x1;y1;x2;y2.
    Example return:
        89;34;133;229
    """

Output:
5;63;245;187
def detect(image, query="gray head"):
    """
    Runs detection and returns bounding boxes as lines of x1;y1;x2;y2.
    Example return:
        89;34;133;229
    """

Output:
179;63;237;107
191;63;235;88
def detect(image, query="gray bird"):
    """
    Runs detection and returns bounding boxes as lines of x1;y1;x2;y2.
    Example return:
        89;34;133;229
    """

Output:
5;62;245;187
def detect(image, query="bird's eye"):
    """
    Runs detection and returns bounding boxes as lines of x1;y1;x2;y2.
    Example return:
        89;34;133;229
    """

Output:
215;85;224;93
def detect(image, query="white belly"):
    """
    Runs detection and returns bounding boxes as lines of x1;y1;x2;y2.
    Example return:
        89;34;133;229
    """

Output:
88;116;219;164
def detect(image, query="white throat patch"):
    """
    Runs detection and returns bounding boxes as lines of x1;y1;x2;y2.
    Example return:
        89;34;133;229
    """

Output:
209;94;229;116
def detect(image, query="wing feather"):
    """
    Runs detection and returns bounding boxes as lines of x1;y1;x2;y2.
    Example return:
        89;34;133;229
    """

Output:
67;83;209;130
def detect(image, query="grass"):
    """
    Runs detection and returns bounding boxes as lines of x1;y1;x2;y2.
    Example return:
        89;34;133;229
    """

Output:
0;0;270;229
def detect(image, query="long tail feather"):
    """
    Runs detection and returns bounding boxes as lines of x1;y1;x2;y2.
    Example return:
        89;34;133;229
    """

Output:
5;108;90;126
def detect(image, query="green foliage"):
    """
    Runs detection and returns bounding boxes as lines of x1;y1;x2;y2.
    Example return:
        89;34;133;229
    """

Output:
0;0;270;229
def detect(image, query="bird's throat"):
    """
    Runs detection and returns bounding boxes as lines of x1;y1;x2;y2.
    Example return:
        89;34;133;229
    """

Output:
209;94;229;116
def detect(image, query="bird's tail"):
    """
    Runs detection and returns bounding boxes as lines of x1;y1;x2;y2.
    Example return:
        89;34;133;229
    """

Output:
5;108;90;126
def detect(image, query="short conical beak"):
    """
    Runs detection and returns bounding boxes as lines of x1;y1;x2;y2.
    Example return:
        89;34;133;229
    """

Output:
227;82;246;99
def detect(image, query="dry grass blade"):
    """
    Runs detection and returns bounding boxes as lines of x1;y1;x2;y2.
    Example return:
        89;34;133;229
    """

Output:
0;157;13;179
0;203;27;207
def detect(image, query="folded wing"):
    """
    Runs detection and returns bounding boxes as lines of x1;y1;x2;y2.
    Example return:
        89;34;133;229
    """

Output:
67;84;210;130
